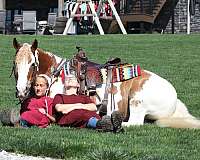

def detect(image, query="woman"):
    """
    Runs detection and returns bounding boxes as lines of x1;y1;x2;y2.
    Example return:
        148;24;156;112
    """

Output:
19;74;55;128
52;75;124;133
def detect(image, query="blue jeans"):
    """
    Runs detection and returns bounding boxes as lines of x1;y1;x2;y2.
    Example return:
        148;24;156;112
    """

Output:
19;119;32;128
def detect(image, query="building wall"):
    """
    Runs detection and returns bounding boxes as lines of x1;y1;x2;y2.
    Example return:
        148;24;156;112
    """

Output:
165;0;200;33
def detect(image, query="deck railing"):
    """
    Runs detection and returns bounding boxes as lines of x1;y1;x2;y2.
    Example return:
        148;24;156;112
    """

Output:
119;0;160;16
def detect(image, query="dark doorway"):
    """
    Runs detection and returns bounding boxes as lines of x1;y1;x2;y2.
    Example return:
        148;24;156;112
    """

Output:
6;0;58;21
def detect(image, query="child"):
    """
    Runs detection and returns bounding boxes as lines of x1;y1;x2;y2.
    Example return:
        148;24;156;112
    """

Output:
19;74;55;128
53;75;124;133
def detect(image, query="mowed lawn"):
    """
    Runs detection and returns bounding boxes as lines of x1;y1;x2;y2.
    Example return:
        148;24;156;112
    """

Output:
0;34;200;160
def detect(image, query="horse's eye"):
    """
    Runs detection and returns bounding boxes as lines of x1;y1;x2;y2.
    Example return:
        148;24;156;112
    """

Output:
31;63;35;67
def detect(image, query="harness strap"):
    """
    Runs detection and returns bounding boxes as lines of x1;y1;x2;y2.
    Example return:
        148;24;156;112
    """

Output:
77;61;86;95
52;58;67;77
99;66;113;117
111;83;115;111
9;61;15;78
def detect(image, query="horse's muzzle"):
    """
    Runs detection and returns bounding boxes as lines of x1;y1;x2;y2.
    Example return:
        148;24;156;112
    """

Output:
16;87;30;102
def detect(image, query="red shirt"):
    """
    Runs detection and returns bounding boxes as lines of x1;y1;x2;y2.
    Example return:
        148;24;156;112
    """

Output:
52;94;100;127
20;96;53;128
53;94;93;106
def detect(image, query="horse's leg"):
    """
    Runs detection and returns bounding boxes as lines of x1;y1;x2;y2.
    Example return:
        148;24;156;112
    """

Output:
121;71;177;127
122;98;147;127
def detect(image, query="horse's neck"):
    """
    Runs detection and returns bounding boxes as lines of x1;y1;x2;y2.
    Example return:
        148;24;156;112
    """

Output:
53;54;63;65
37;49;63;75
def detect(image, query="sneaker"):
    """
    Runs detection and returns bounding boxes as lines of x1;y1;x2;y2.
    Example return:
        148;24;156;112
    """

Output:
10;108;20;125
0;108;20;126
111;111;124;133
0;109;13;126
96;115;113;132
98;102;107;117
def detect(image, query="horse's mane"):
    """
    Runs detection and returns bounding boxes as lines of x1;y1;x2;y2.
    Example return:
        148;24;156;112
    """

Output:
15;43;32;64
36;48;57;76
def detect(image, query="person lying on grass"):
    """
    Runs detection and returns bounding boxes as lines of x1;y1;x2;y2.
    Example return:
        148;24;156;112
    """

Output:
52;74;124;133
0;74;123;132
0;74;55;127
19;74;56;128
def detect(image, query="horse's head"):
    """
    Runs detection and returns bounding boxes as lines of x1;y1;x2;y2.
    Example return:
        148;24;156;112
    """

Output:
13;38;39;101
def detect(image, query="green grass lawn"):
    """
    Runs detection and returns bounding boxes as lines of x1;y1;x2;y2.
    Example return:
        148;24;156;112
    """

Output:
0;34;200;159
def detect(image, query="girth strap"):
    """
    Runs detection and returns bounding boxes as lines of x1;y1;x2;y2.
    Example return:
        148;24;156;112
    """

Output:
98;66;113;117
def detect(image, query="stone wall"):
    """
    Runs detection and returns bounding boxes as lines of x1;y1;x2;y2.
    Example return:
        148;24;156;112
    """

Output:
165;0;200;33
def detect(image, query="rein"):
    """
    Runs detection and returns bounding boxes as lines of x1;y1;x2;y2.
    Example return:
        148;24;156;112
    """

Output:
9;61;16;78
10;49;20;79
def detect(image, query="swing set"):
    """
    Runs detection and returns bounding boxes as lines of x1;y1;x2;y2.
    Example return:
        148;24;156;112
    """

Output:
63;0;127;35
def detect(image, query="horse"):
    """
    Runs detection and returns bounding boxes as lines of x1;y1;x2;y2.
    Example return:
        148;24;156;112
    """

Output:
70;49;200;129
12;38;68;102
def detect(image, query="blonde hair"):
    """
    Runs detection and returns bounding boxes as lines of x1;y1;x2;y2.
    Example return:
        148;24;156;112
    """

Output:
64;74;80;88
64;74;76;81
36;74;51;87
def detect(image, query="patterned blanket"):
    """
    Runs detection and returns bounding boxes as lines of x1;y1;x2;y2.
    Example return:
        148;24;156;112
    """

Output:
101;64;141;83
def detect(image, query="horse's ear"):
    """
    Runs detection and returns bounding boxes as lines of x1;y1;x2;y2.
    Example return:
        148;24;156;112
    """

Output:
31;39;38;53
13;38;21;50
76;46;82;52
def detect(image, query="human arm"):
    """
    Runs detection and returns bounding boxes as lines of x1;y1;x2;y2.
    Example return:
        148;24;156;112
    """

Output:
55;103;97;114
38;108;56;122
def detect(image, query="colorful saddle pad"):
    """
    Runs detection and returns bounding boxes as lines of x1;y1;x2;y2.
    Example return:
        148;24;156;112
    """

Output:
101;64;141;83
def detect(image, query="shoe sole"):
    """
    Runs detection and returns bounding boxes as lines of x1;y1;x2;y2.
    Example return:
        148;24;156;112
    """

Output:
97;115;113;132
111;111;123;133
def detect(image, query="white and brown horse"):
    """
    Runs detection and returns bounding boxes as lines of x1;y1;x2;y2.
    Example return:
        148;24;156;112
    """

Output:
71;50;200;129
12;38;66;101
12;39;200;129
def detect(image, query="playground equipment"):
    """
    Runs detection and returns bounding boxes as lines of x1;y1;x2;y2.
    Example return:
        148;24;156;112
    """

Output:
63;0;127;35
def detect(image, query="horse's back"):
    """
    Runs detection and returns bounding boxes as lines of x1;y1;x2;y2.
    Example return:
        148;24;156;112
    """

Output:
135;70;177;115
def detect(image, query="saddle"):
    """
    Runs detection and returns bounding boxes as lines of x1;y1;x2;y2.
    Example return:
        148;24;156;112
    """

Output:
73;48;141;117
75;46;121;66
75;48;121;89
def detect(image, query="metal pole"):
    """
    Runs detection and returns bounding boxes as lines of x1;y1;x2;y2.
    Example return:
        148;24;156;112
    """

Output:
107;0;127;34
171;0;174;34
58;0;64;17
187;0;190;34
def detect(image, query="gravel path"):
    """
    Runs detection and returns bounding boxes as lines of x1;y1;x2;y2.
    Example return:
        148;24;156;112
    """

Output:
0;150;61;160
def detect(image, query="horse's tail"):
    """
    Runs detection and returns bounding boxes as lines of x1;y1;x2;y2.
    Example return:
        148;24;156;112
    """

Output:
156;99;200;129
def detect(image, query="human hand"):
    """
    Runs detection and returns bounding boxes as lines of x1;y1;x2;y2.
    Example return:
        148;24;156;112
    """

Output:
38;108;47;115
